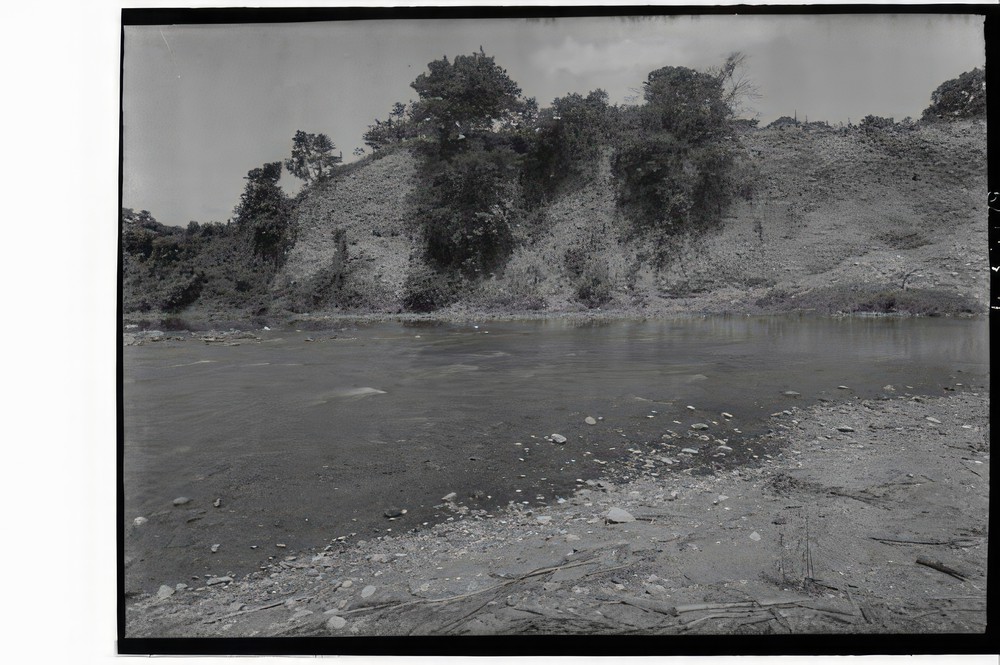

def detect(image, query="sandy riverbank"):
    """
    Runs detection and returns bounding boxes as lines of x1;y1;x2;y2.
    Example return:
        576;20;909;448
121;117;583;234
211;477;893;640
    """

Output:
124;389;988;639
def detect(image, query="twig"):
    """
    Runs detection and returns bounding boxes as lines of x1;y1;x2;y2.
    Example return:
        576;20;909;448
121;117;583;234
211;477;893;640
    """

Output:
203;595;315;624
342;557;606;617
870;536;981;547
916;558;969;581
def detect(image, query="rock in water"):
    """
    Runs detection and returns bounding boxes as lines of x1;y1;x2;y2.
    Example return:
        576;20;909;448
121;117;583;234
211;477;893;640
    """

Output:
327;615;347;630
584;417;597;425
605;507;635;524
549;434;567;444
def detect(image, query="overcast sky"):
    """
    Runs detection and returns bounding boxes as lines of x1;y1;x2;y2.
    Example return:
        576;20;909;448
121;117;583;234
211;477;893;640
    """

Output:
122;13;985;228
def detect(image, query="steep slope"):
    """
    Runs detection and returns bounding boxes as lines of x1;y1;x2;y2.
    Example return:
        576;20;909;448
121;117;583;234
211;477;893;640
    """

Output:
653;120;988;313
276;119;986;319
274;149;422;312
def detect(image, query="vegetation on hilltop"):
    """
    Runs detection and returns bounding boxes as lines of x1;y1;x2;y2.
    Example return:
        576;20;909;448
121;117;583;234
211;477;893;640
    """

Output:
122;58;986;324
922;67;985;121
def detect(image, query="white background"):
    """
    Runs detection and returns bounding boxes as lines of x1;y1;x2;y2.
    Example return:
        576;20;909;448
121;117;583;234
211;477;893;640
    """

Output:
2;1;991;663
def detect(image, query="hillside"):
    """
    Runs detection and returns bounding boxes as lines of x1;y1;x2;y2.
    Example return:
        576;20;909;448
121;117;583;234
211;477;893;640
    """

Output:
274;118;986;321
272;149;422;313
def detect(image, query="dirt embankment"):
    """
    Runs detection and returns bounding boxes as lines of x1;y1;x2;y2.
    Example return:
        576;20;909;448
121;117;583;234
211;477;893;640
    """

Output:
125;390;988;637
124;119;987;330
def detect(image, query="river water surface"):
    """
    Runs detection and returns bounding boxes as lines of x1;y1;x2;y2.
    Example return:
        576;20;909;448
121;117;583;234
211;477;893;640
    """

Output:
123;316;988;592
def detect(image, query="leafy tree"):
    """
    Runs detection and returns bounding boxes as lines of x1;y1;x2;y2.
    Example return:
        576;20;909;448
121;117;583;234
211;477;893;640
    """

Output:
402;49;534;287
364;101;419;151
922;67;986;121
611;59;744;235
233;162;293;264
284;130;342;182
409;48;531;152
413;148;520;277
521;89;611;204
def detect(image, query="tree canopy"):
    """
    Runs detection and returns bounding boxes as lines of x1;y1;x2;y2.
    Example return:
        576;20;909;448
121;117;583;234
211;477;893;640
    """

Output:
409;48;531;145
922;68;986;121
285;130;342;182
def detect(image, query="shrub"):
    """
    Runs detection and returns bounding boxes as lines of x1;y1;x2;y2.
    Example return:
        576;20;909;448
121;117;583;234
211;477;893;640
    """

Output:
574;259;612;309
402;266;458;312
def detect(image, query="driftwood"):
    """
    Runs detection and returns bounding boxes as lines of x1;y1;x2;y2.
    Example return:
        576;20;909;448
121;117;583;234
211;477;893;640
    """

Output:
916;558;969;580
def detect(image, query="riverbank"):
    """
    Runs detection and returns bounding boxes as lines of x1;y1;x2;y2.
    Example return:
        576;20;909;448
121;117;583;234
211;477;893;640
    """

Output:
124;390;988;638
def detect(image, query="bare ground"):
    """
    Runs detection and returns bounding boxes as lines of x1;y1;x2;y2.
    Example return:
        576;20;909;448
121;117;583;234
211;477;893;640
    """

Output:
125;390;988;637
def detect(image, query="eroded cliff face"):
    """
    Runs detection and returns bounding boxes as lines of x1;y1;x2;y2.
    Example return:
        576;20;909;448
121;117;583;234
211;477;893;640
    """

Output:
273;119;985;318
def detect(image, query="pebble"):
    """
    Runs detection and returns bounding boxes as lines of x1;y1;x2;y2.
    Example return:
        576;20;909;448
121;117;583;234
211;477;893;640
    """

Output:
549;434;567;444
384;508;407;518
605;507;635;523
361;585;376;598
836;426;855;432
214;498;222;508
722;412;733;419
783;391;801;397
210;544;220;553
156;585;175;599
172;497;191;506
681;448;699;454
341;580;353;588
716;445;733;453
206;576;233;586
749;532;762;542
441;492;457;502
925;417;942;424
327;615;347;630
585;416;597;425
536;516;552;524
291;609;314;620
691;423;709;431
132;516;148;527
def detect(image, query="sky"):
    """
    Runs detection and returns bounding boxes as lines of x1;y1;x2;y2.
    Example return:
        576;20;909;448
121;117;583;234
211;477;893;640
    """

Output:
122;12;986;228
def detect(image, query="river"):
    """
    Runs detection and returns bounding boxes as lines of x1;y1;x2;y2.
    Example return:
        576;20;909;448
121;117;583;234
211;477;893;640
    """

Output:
122;315;988;592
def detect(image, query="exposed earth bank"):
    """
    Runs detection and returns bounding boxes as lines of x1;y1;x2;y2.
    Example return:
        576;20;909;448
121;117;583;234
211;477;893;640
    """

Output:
125;390;988;637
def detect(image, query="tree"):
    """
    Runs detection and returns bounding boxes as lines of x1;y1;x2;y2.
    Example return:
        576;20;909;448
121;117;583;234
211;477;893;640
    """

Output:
922;67;986;121
363;102;418;151
612;59;744;234
284;130;342;182
521;89;611;204
233;162;293;263
410;48;530;149
413;148;519;277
